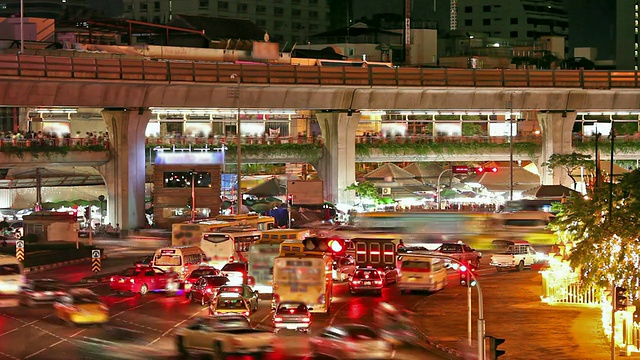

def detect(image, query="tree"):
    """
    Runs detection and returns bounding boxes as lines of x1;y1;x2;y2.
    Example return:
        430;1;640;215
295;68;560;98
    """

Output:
346;181;381;202
550;169;640;296
542;152;594;190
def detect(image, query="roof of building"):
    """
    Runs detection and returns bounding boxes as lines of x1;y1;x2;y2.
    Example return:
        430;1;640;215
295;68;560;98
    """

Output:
168;14;266;42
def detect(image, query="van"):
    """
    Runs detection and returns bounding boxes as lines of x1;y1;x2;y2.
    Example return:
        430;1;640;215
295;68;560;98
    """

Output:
0;254;25;307
397;255;447;293
153;246;207;281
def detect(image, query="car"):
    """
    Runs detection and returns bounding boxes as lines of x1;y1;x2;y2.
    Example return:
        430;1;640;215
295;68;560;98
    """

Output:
434;241;482;269
273;301;312;333
187;275;230;306
20;279;68;307
333;256;357;281
109;265;179;295
184;266;220;293
216;284;259;312
309;324;393;359
209;293;251;318
53;288;108;326
175;316;274;359
74;326;167;359
348;267;384;295
221;262;248;286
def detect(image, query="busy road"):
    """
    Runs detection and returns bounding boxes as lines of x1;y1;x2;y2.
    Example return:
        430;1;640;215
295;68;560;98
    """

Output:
0;253;459;360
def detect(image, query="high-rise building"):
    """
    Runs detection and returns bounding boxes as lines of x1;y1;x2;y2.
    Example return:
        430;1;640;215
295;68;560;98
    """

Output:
0;0;89;20
122;0;331;44
616;0;638;70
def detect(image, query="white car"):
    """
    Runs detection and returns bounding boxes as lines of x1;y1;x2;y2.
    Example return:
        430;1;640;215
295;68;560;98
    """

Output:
333;256;357;281
310;325;393;360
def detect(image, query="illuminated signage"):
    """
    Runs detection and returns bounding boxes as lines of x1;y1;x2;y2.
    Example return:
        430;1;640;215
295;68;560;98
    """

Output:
155;151;224;165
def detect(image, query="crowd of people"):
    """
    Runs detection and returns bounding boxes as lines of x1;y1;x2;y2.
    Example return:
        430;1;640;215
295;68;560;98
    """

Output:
0;130;109;147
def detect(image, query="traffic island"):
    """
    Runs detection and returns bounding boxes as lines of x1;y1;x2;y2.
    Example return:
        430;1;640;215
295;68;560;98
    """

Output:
0;242;104;272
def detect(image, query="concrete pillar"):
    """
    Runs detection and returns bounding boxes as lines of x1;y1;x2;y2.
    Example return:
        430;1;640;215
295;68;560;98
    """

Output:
537;111;576;185
314;112;360;205
97;108;150;232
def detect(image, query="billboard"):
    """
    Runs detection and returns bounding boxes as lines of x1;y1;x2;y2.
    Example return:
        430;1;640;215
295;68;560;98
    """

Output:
287;180;324;205
155;151;224;165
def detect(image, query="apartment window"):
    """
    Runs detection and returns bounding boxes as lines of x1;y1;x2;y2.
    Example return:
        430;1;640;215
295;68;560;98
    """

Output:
348;48;355;56
126;4;133;11
464;6;472;13
154;2;160;10
274;7;284;16
483;5;491;12
464;19;472;26
309;24;318;32
256;5;266;14
153;16;161;23
483;19;491;26
256;19;266;27
309;10;318;19
527;31;535;37
510;18;518;25
292;9;301;16
237;3;248;13
510;31;518;38
0;4;6;10
274;21;284;30
293;22;303;30
218;2;228;10
140;3;148;11
199;0;209;9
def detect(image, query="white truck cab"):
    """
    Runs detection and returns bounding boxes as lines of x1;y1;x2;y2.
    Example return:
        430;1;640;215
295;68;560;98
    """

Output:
489;240;538;272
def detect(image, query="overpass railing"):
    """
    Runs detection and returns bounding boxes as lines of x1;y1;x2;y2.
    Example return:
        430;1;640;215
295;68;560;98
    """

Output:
0;137;109;149
0;54;638;88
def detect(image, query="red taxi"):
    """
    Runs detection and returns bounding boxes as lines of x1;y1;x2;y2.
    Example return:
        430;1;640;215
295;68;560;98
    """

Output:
109;265;179;295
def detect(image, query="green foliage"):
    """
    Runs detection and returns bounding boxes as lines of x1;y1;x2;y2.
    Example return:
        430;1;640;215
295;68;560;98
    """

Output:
541;152;594;188
550;169;640;295
0;143;107;159
573;138;640;154
462;123;483;136
346;181;381;202
355;141;539;158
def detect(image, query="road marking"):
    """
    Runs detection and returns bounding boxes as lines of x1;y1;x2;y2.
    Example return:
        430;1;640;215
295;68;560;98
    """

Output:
146;306;206;347
24;328;86;359
0;350;19;360
0;328;17;338
114;318;163;333
257;311;273;326
111;297;160;318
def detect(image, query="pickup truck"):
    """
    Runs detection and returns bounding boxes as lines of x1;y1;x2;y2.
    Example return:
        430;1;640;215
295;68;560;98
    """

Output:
175;316;274;359
489;240;538;271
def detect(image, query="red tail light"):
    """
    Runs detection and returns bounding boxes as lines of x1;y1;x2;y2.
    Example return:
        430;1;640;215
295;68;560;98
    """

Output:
274;317;283;322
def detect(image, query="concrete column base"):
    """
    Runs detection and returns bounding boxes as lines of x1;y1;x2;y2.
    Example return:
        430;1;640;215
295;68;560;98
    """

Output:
537;111;576;186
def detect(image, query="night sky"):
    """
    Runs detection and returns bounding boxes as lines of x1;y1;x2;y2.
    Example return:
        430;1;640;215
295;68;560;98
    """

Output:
563;0;615;60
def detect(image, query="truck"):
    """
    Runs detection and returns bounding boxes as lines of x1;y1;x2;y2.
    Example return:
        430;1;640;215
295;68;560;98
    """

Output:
175;316;274;359
489;240;539;272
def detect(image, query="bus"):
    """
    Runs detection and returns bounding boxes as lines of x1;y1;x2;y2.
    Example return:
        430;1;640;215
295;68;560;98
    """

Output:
272;240;333;313
172;214;275;246
200;227;262;269
152;246;208;281
493;211;557;245
248;229;311;293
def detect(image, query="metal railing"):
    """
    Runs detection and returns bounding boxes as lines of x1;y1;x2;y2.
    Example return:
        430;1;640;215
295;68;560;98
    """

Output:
0;137;109;149
0;54;638;88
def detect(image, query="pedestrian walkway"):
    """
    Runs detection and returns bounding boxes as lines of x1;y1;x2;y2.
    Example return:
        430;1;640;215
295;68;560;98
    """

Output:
412;270;635;360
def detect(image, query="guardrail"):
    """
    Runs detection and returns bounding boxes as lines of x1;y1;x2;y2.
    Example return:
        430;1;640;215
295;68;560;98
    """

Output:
0;54;638;88
0;137;109;149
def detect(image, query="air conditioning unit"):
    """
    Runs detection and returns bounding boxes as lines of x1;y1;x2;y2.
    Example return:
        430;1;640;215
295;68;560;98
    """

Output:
382;188;392;195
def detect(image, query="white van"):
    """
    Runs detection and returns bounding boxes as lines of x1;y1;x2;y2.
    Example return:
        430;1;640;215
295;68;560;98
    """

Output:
153;246;207;282
0;254;25;307
398;255;447;293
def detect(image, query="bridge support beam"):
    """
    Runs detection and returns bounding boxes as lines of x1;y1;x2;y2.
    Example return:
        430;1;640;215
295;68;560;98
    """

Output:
97;108;150;232
315;112;360;205
537;111;576;186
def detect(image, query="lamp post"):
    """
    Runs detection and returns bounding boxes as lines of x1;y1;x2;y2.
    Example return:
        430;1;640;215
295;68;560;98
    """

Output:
436;168;452;209
608;123;615;224
508;92;515;201
231;74;242;215
190;170;197;223
98;195;105;224
19;0;24;55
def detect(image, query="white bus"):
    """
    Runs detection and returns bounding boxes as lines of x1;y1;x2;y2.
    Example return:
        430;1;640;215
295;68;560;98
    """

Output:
153;246;208;281
0;254;25;307
200;227;262;269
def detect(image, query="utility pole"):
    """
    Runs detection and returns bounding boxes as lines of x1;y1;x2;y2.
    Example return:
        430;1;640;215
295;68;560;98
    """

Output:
404;0;411;64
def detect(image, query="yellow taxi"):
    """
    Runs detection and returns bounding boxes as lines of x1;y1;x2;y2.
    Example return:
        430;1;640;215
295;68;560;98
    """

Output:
209;293;251;318
53;288;109;325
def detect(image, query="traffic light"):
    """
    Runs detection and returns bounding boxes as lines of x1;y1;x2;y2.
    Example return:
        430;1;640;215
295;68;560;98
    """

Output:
487;336;506;359
458;265;476;287
287;194;293;206
474;166;498;174
615;286;628;311
302;237;346;256
84;206;91;219
186;197;192;209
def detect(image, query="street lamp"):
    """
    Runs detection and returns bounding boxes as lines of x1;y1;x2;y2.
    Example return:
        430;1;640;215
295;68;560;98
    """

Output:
19;0;24;55
189;170;197;223
508;92;515;201
230;74;242;215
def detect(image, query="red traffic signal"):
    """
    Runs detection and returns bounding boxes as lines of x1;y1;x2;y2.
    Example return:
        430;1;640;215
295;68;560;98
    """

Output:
473;166;498;174
302;237;346;256
287;194;293;205
327;238;346;256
